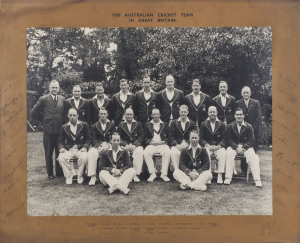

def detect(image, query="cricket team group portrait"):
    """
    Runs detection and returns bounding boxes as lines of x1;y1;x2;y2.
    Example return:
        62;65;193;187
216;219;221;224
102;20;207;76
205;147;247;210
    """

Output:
27;27;272;215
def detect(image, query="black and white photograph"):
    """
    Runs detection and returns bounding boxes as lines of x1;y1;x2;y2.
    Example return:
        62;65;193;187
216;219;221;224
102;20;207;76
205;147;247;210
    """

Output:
27;27;272;216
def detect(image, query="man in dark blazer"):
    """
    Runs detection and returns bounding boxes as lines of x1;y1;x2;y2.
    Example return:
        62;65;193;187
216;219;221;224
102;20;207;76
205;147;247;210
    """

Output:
200;106;226;184
169;105;196;171
212;81;236;125
184;79;211;128
87;107;115;186
57;108;91;185
112;79;137;126
156;75;184;124
173;130;212;191
117;108;144;182
143;108;171;182
136;76;158;126
64;85;90;124
225;108;262;187
99;132;136;195
31;80;65;178
236;86;262;152
89;83;113;125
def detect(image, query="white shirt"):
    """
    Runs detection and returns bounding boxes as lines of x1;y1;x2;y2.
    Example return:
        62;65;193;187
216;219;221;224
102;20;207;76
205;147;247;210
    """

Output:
143;88;154;101
100;121;106;131
72;97;81;109
220;94;229;107
120;91;132;103
181;121;187;131
237;121;246;133
166;88;174;101
68;121;79;134
151;119;163;143
206;117;220;133
93;95;107;108
111;148;121;162
193;93;200;106
188;144;201;159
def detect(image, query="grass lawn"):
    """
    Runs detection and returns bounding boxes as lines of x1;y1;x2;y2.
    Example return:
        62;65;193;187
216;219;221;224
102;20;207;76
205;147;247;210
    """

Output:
27;132;272;216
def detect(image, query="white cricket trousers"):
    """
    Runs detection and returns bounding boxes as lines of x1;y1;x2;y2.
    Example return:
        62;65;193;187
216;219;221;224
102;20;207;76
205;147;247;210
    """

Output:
99;168;136;188
173;169;213;187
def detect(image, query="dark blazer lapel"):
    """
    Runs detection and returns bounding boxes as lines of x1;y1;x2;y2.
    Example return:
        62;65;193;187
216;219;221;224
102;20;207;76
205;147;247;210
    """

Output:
77;98;84;110
205;120;213;135
107;150;116;166
116;150;124;163
64;124;75;141
216;96;223;109
105;122;111;133
92;98;99;110
188;94;198;111
162;90;170;103
233;122;240;136
124;94;133;106
195;147;202;159
187;148;194;161
171;89;179;103
214;121;221;133
75;122;83;137
240;124;247;135
158;123;165;134
131;122;138;134
248;99;254;112
116;93;123;107
47;94;56;107
184;121;191;134
96;121;105;135
225;96;231;108
198;93;205;107
69;99;76;109
122;122;131;137
176;120;184;134
148;123;154;136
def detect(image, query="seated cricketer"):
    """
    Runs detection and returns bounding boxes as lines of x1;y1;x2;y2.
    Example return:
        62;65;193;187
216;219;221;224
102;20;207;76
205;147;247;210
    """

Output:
143;108;171;182
173;130;212;191
117;108;144;182
87;107;115;186
225;108;262;187
99;132;136;195
200;106;226;184
58;108;91;185
169;105;196;170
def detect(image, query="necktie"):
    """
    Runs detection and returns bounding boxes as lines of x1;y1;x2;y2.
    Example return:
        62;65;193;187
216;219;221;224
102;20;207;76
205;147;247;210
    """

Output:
54;95;57;103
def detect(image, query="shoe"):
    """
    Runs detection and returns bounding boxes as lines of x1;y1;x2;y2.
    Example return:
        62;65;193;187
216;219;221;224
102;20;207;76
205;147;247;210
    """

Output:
48;175;55;179
133;175;140;183
77;176;84;184
255;180;263;188
224;178;231;185
147;173;157;182
207;180;211;184
217;174;223;184
160;175;170;182
192;185;207;191
108;185;117;194
66;176;73;185
180;183;189;190
116;184;130;195
89;176;96;186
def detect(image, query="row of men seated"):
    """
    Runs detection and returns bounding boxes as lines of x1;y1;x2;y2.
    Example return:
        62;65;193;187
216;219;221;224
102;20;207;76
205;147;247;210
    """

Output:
57;104;262;195
31;76;262;184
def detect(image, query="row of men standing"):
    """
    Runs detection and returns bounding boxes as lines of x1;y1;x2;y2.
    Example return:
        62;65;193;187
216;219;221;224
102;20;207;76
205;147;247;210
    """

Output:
31;76;262;182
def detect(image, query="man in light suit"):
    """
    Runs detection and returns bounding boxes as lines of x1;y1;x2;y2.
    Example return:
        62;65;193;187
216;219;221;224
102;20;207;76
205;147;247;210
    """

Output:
184;79;211;128
236;86;262;152
112;79;137;126
212;81;236;125
144;108;171;182
57;108;91;185
31;80;65;178
99;132;136;195
156;75;184;124
117;108;144;182
64;85;91;124
136;76;158;126
89;83;113;125
173;130;212;191
87;107;115;186
169;105;196;171
200;106;227;184
224;108;262;187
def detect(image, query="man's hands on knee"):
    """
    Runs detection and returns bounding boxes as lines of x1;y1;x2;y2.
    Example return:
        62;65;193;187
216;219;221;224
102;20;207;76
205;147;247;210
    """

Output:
59;148;66;153
189;171;199;180
81;148;87;152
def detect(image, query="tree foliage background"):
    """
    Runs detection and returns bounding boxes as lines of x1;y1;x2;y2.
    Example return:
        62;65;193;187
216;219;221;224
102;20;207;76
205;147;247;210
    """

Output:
27;27;272;126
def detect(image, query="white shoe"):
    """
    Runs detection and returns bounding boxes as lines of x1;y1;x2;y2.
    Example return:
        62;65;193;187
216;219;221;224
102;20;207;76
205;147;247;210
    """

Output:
147;173;157;182
89;176;96;186
192;185;207;191
108;185;117;194
133;175;140;183
116;184;130;195
255;180;263;188
180;183;189;190
77;176;84;184
207;180;212;184
160;175;170;182
224;178;231;185
66;176;73;185
217;174;223;184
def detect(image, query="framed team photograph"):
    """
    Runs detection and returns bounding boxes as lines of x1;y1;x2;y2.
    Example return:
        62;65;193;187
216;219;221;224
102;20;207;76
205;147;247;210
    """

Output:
27;27;272;216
